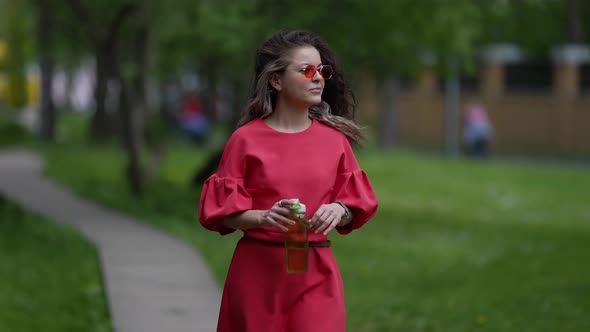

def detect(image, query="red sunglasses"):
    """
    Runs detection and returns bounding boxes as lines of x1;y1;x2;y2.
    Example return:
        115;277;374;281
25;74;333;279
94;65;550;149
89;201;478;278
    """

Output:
300;64;333;80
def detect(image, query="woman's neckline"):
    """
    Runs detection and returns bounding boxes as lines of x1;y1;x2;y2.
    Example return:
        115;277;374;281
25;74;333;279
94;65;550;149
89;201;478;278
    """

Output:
259;117;315;135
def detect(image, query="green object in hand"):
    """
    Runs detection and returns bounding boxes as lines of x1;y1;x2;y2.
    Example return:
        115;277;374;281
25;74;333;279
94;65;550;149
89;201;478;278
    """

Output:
288;203;302;211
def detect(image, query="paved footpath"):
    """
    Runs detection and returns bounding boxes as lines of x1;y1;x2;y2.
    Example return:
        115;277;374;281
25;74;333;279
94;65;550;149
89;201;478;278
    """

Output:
0;149;221;332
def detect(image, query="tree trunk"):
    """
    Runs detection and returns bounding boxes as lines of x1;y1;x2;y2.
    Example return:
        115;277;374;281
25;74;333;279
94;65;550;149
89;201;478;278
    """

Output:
36;0;56;141
114;28;149;196
63;65;74;110
115;25;160;195
565;0;584;43
130;26;166;186
445;58;460;158
89;48;113;143
117;76;143;195
378;76;399;149
131;27;149;151
66;0;137;144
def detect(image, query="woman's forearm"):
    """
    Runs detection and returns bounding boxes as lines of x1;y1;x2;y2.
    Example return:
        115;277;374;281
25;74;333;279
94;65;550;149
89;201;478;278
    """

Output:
223;210;264;230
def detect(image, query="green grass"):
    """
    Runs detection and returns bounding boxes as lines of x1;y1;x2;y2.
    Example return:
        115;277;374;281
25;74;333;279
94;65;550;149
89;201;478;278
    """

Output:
340;151;590;331
0;200;112;332
38;114;590;331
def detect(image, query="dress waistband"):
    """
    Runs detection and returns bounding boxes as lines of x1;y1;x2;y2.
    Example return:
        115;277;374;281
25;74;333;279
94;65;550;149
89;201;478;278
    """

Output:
242;234;331;248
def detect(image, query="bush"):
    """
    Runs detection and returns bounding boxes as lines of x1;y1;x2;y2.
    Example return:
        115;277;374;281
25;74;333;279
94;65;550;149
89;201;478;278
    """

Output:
0;114;31;147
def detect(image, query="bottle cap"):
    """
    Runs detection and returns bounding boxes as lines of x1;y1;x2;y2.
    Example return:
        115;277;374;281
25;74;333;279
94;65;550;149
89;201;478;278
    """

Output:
297;203;306;213
287;198;306;213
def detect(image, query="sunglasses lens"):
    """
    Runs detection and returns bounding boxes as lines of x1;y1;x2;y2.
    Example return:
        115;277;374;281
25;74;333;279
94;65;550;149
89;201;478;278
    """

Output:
303;65;317;79
320;65;333;80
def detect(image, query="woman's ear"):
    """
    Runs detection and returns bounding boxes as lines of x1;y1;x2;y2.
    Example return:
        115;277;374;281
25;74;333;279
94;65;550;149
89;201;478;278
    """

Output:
269;73;282;92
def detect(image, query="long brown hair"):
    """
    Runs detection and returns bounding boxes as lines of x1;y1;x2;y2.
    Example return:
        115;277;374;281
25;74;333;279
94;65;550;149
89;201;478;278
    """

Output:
237;30;364;146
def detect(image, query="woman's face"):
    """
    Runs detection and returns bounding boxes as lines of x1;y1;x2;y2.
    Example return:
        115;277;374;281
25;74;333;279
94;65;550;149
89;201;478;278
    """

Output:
274;46;326;108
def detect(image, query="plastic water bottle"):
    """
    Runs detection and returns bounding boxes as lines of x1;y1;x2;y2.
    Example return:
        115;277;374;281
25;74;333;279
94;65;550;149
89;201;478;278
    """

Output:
284;199;308;273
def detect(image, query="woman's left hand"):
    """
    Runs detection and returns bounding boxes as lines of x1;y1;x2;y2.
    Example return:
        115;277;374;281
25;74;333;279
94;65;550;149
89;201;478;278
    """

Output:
309;203;346;235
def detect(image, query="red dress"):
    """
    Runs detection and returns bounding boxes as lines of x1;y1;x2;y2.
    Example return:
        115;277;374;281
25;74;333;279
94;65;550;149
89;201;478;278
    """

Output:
199;118;378;332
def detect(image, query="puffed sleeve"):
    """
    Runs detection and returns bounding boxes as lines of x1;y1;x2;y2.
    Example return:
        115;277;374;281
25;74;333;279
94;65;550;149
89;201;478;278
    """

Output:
198;133;253;235
331;138;378;235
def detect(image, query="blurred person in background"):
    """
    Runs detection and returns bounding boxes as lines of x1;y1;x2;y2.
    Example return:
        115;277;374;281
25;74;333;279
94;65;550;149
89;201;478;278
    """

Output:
463;101;493;158
198;30;378;332
179;91;210;144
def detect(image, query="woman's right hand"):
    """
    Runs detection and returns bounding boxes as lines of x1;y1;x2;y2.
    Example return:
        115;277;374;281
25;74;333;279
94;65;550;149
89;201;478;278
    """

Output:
258;199;296;231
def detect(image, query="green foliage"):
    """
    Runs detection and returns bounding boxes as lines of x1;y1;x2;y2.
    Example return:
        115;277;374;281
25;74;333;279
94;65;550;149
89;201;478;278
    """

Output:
20;0;582;118
153;0;577;79
0;201;112;332
153;0;267;80
6;0;585;87
42;138;590;331
477;0;567;58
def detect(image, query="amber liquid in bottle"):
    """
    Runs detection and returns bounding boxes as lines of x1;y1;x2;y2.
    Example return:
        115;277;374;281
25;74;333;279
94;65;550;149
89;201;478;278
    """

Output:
285;201;308;274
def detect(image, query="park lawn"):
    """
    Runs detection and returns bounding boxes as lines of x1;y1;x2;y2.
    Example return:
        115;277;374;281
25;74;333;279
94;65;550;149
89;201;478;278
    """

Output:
0;200;112;332
41;141;590;332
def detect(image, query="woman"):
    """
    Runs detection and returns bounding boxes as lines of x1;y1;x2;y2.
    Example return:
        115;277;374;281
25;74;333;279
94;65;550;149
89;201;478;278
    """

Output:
199;30;378;332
